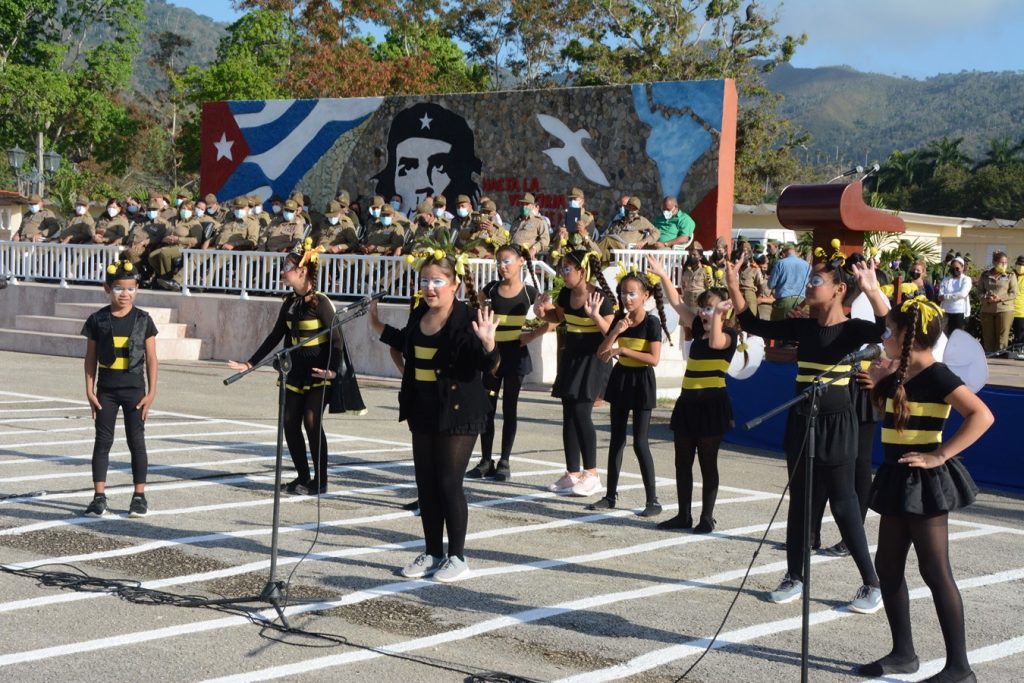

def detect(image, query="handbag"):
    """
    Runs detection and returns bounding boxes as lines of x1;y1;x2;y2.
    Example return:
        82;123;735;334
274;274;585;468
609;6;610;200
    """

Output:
329;346;367;415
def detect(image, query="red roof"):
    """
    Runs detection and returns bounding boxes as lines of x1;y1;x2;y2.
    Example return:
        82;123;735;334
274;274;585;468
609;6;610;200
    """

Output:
0;189;28;204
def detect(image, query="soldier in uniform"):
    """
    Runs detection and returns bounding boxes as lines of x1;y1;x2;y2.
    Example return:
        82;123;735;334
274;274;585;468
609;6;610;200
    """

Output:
681;241;713;309
205;193;228;224
123;195;144;225
559;186;596;242
432;194;453;228
505;193;550;259
360;204;405;255
174;190;191;212
738;252;768;315
12;194;60;242
596;196;656;257
405;201;441;250
150;199;204;288
318;200;360;254
335;190;362;236
94;199;129;245
457;198;505;257
258;199;303;252
209;197;259;251
151;192;176;223
249;195;271;231
60;196;96;244
124;199;170;283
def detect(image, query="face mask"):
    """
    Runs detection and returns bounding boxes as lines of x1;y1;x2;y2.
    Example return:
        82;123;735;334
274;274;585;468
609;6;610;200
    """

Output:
271;204;281;214
234;209;245;220
390;200;401;211
995;264;1007;274
252;205;261;214
663;210;674;220
175;198;184;207
521;206;531;217
283;211;295;221
434;208;444;217
456;207;469;218
910;270;921;279
179;209;193;220
107;207;120;218
207;207;217;215
381;216;393;227
686;256;699;267
569;199;581;209
75;206;87;216
328;216;339;226
369;208;381;218
950;269;962;276
617;207;626;218
126;204;138;214
146;210;158;220
29;204;40;213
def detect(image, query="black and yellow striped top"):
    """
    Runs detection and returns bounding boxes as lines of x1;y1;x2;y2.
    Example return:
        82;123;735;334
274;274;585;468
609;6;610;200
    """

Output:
682;317;737;391
81;306;159;390
615;313;663;369
411;326;440;384
557;286;614;356
882;362;963;461
483;281;538;345
247;291;342;376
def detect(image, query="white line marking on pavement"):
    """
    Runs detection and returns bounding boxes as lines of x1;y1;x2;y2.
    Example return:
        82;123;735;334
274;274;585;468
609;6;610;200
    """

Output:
866;634;1024;681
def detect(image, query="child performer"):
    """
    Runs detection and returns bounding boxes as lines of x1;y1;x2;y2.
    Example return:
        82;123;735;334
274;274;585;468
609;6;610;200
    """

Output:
534;248;616;497
369;244;498;582
858;296;993;682
650;251;739;533
227;239;342;496
588;267;669;516
81;258;159;517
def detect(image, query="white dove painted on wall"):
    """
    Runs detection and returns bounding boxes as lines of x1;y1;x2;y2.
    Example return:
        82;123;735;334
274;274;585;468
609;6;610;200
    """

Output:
535;113;610;188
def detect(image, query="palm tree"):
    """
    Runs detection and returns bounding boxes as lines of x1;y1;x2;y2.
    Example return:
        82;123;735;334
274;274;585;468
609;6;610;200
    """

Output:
975;136;1021;169
922;136;970;171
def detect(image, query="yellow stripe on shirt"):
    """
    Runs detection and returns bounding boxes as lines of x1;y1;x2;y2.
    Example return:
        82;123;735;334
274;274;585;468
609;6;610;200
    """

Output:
564;313;598;333
885;399;952;419
414;367;438;382
682;375;726;390
99;357;129;370
414;346;438;360
881;427;943;445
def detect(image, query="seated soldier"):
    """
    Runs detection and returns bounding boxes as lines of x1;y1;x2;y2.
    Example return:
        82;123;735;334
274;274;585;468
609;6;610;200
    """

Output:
318;200;359;254
209;197;259;251
61;196;96;244
151;199;204;289
458;199;506;257
12;193;61;242
123;199;170;282
94;199;129;245
258;199;303;252
360;204;405;255
596;196;656;258
507;193;550;259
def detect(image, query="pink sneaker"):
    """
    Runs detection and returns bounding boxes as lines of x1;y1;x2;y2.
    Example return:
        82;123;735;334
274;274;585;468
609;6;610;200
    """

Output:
548;472;580;494
570;471;604;497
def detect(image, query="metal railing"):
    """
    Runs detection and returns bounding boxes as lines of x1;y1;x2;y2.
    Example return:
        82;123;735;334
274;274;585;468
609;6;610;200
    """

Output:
2;242;686;300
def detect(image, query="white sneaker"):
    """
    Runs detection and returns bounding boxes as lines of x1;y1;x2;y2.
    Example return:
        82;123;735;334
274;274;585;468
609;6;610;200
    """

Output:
769;573;804;604
548;472;581;495
849;584;883;614
434;556;471;583
569;471;603;497
400;553;445;579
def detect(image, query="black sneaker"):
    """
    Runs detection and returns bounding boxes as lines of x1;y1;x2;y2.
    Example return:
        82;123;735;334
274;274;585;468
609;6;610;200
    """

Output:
693;516;716;533
302;479;328;495
281;477;311;495
465;458;496;479
84;495;108;517
586;496;616;511
821;541;850;557
656;514;693;530
639;500;663;518
128;494;148;518
494;459;511;481
401;499;420;511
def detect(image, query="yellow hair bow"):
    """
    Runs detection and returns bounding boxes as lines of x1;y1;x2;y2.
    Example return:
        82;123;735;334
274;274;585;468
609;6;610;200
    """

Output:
900;295;943;333
880;283;895;298
453;252;470;279
647;273;661;287
615;263;637;284
299;243;325;268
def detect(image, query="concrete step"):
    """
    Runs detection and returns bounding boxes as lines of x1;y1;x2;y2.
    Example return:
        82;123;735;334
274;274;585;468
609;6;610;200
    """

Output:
15;315;189;339
0;329;209;360
53;302;178;324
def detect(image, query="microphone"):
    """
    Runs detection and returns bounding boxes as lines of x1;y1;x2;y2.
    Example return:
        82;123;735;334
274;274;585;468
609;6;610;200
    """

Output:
840;345;881;365
860;163;881;182
828;165;864;183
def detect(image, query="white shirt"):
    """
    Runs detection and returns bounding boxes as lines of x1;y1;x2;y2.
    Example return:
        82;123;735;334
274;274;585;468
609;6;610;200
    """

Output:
939;274;972;315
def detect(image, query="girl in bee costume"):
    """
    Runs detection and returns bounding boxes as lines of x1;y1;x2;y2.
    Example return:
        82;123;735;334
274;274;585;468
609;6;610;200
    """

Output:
858;297;992;682
228;239;344;496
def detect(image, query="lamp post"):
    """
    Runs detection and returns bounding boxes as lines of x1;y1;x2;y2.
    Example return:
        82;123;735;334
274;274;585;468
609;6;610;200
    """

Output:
7;133;61;197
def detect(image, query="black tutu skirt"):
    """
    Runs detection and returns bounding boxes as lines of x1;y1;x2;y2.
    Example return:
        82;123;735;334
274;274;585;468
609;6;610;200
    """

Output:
494;342;533;378
670;389;734;437
552;351;612;402
783;405;858;467
868;457;978;516
604;365;656;410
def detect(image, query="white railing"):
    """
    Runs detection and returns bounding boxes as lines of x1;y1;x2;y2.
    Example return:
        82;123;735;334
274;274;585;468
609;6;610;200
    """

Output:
2;242;684;300
1;242;121;285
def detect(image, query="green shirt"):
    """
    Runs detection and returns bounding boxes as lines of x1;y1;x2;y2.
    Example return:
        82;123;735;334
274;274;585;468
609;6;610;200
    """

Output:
653;211;695;243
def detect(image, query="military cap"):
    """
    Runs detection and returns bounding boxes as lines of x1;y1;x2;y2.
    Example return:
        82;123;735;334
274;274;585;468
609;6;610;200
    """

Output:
415;201;433;215
204;193;219;205
75;195;90;206
148;199;162;210
626;196;641;209
289;191;304;206
455;194;472;206
176;189;191;200
381;205;395;216
481;199;497;212
27;193;42;203
283;199;298;211
148;191;165;201
434;194;447;207
519;192;536;204
370;195;386;208
691;240;704;251
568;187;585;199
326;200;342;214
247;195;261;207
336;190;350;205
231;196;249;209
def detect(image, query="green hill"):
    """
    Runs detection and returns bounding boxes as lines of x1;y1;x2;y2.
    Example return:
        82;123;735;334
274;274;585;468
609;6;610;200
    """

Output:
131;0;225;95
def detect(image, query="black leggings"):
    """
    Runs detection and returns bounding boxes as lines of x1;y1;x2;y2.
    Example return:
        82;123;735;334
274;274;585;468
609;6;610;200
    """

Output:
561;398;598;472
411;432;476;559
283;386;328;483
874;513;971;680
787;454;878;586
674;434;723;521
812;420;875;541
481;374;523;461
92;386;148;485
605;404;657;503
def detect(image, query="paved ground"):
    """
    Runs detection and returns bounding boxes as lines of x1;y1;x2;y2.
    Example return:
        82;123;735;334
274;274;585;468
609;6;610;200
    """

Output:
1;349;1022;683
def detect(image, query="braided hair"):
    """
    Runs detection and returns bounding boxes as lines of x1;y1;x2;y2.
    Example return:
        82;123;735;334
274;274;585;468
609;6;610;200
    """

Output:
105;258;140;285
871;299;943;431
617;272;673;346
496;242;541;291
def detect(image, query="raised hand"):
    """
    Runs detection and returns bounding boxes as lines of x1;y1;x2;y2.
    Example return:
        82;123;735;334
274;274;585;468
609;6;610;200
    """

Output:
534;292;553;319
472;306;498;351
850;259;879;293
645;254;668;279
724;254;744;285
612;316;631;336
714;299;734;315
583;291;605;318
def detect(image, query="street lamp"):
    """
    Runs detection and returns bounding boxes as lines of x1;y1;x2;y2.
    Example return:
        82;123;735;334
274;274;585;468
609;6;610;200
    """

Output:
43;149;61;174
7;146;26;173
6;143;60;196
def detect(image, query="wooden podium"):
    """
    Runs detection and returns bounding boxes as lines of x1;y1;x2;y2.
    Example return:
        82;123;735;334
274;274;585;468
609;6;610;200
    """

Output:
776;180;905;254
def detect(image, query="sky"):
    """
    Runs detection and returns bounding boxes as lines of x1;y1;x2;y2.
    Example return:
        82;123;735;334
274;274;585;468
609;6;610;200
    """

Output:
168;0;1024;79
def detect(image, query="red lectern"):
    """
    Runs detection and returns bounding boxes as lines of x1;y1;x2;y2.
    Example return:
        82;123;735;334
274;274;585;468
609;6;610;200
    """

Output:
776;180;905;254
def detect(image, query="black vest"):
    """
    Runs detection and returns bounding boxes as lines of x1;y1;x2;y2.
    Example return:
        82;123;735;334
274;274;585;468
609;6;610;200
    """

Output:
94;307;151;376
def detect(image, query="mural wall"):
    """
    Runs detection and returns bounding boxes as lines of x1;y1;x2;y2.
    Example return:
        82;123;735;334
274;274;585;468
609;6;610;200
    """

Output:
200;80;737;245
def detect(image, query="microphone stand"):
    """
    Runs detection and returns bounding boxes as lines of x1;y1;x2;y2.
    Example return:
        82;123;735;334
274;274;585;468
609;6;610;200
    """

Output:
200;292;384;629
744;359;862;683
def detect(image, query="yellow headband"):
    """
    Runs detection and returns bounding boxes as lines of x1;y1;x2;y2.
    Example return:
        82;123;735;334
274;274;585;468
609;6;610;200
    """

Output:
900;295;943;333
615;263;660;288
106;259;134;275
405;248;470;281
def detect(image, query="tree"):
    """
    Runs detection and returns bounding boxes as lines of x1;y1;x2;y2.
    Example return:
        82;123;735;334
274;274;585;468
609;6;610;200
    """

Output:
373;21;489;93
